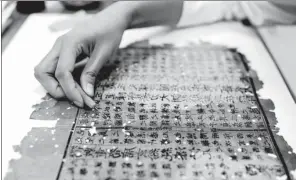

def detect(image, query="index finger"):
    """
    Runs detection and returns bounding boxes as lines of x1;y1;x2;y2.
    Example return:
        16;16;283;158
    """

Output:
55;39;84;107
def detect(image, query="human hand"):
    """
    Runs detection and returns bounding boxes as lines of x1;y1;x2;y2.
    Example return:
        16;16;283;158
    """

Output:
34;4;132;108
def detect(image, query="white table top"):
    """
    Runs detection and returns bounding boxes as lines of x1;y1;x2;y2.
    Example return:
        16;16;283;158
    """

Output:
2;14;296;177
259;25;296;102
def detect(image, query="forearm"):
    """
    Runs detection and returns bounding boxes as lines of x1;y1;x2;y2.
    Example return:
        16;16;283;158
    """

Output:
104;1;183;29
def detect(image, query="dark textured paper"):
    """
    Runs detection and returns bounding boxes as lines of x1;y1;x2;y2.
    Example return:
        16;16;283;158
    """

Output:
5;44;296;180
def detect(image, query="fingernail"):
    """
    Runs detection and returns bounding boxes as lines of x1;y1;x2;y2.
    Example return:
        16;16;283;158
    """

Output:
89;100;96;108
73;101;83;108
86;83;94;97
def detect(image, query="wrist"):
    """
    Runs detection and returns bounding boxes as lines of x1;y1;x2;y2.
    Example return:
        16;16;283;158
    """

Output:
119;1;183;29
104;2;139;29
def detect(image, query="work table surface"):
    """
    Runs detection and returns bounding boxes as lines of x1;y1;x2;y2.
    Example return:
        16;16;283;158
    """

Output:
2;13;296;178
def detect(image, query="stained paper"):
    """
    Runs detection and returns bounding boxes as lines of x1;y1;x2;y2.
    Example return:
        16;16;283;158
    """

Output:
5;45;296;180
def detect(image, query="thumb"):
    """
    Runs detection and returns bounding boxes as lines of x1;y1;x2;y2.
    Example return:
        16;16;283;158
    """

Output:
81;44;112;97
